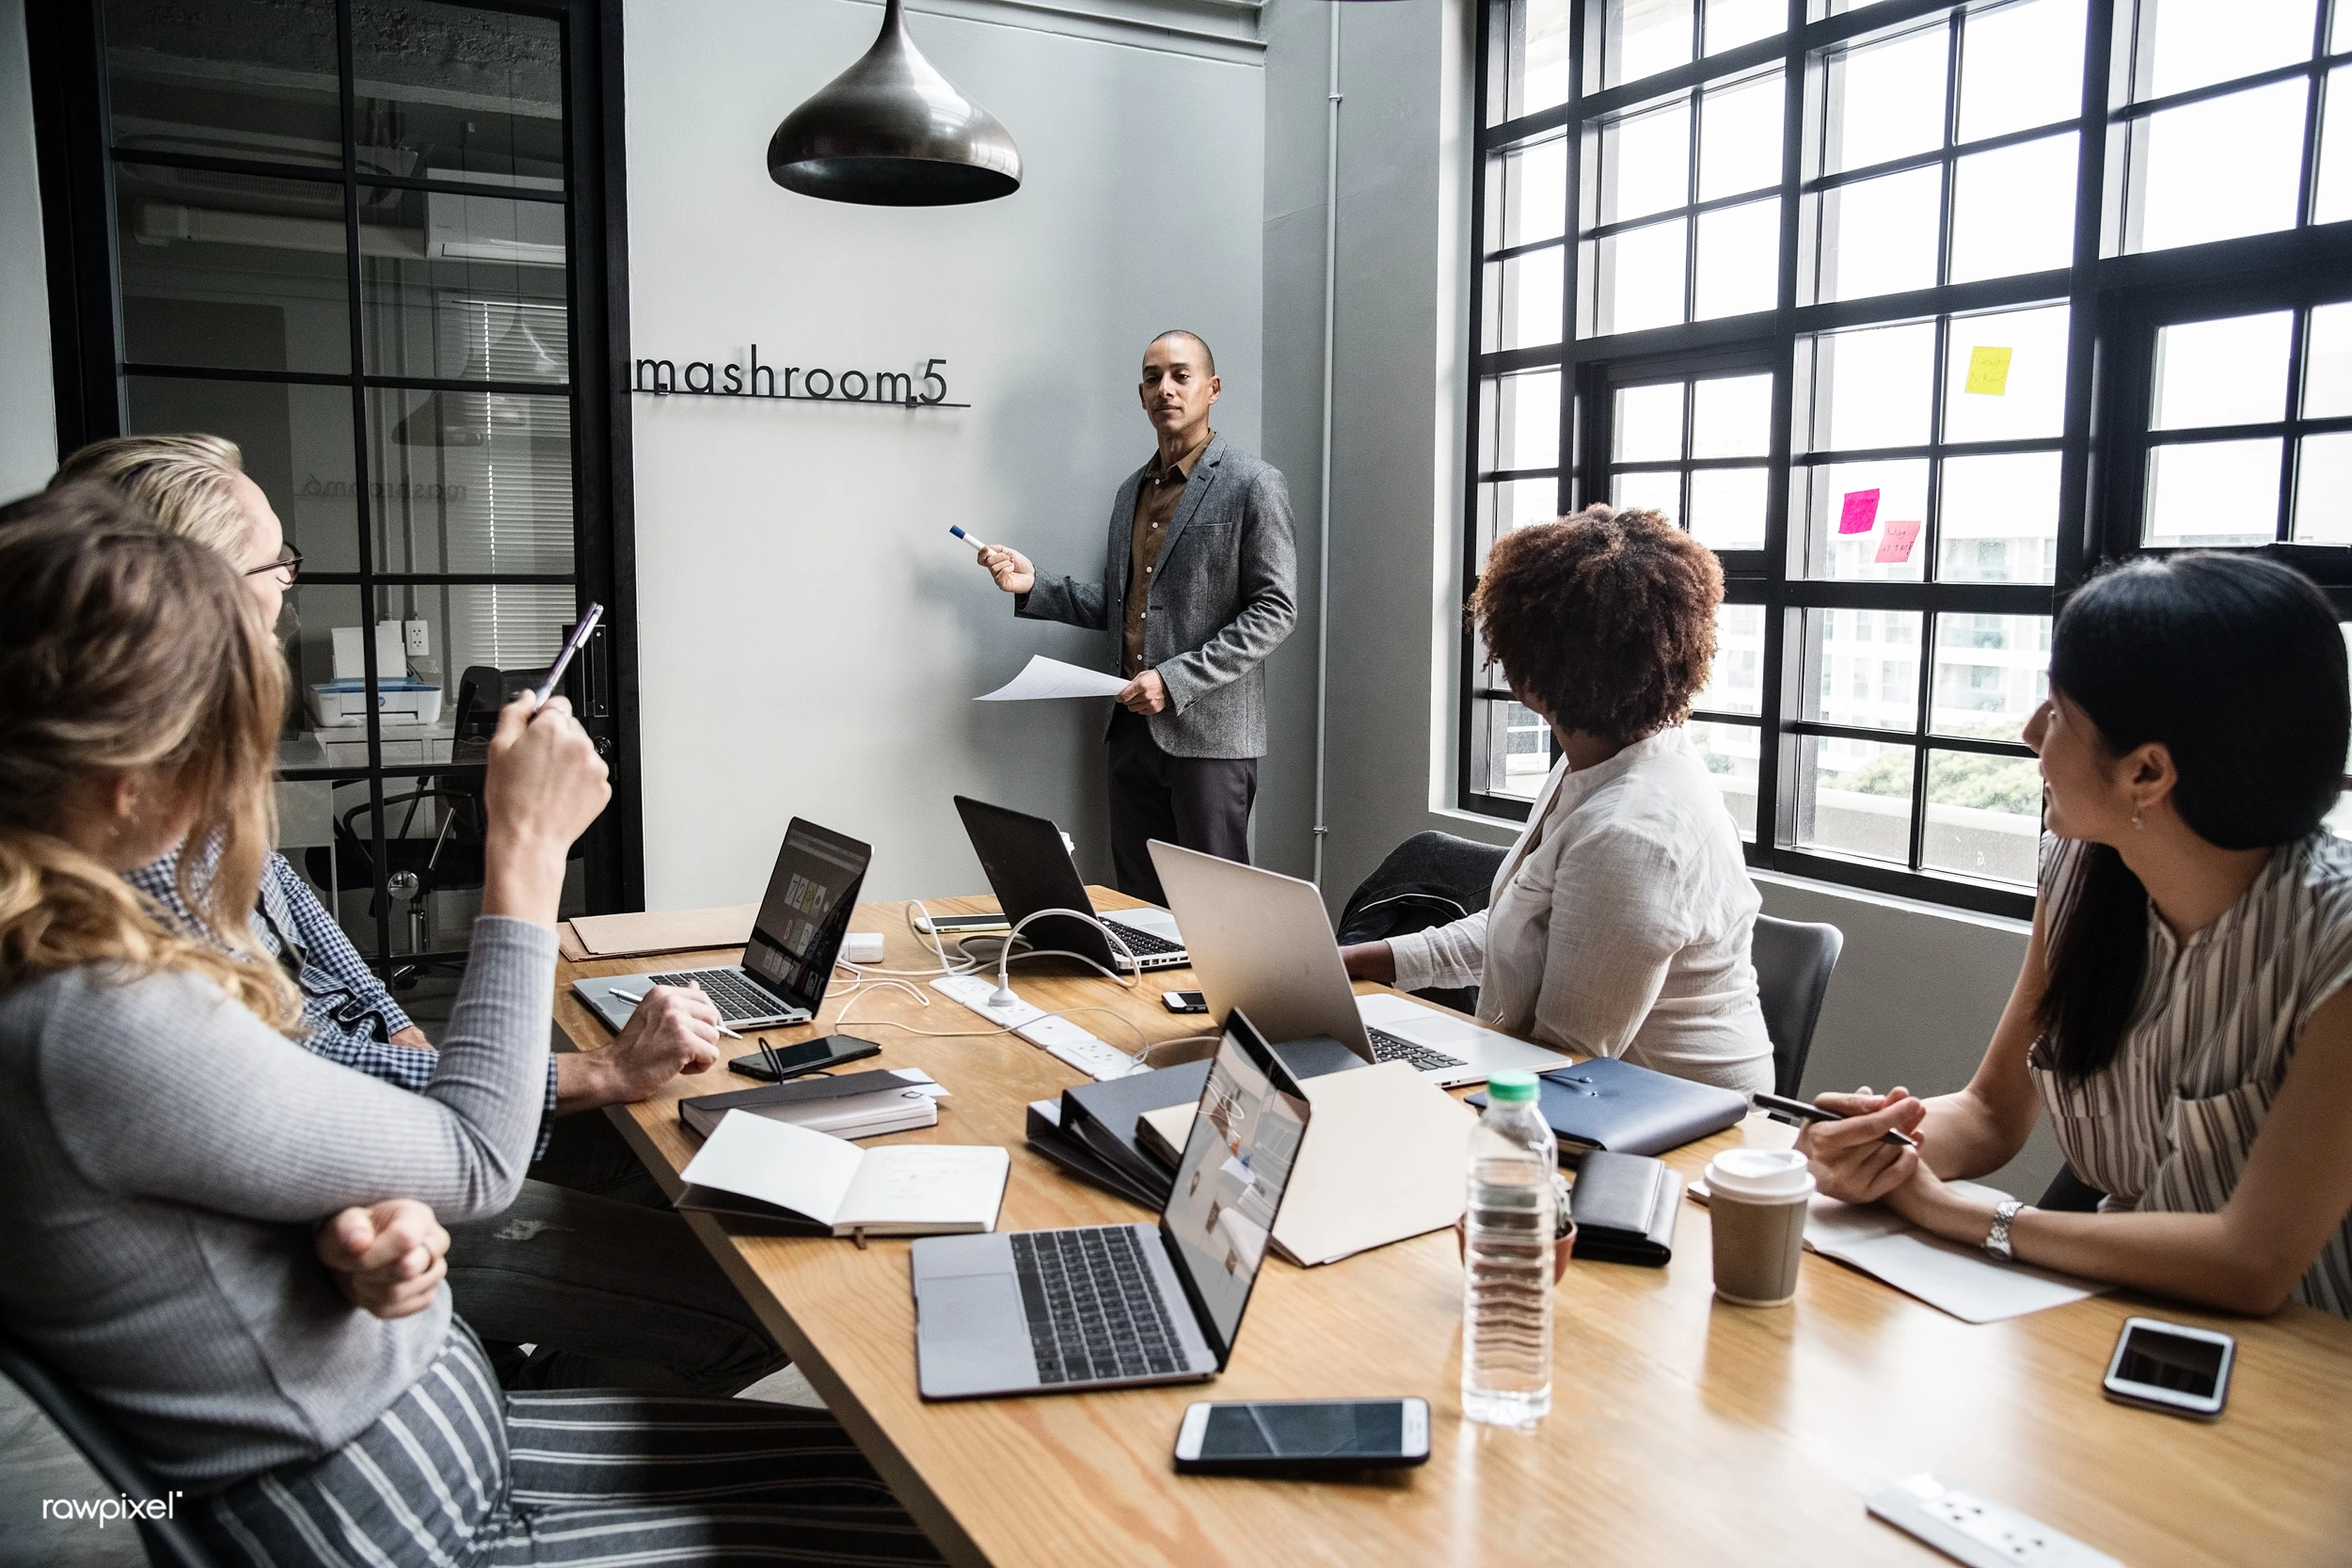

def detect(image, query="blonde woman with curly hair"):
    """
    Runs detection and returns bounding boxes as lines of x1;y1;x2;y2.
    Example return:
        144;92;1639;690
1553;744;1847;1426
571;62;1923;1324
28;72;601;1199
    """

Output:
0;487;938;1566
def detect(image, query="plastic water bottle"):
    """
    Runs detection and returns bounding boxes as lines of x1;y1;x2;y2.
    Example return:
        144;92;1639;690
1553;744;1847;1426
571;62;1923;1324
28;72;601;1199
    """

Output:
1462;1069;1557;1427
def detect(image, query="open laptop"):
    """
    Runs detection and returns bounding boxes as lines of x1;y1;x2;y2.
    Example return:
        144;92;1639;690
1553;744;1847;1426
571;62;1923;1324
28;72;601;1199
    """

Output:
912;1008;1308;1400
952;796;1187;972
571;818;870;1031
1150;840;1573;1088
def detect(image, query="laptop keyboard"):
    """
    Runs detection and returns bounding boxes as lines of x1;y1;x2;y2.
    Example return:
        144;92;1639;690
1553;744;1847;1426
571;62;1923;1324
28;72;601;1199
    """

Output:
645;968;795;1022
1104;921;1184;958
1011;1227;1186;1385
1367;1026;1468;1072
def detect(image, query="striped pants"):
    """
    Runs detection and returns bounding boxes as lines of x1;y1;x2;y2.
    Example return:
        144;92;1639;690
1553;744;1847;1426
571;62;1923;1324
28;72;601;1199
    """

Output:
198;1323;941;1566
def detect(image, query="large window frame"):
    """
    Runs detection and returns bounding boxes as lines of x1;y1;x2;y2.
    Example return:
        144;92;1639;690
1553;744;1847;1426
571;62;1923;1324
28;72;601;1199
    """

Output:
1464;0;2352;919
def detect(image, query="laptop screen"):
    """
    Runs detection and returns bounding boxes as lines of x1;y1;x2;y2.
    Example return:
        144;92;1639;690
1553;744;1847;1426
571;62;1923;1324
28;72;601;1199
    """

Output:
742;819;871;1013
1159;1009;1312;1363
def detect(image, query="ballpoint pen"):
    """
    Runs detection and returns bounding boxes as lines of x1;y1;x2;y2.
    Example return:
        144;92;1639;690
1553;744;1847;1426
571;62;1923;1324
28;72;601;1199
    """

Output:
610;986;742;1039
1752;1091;1919;1149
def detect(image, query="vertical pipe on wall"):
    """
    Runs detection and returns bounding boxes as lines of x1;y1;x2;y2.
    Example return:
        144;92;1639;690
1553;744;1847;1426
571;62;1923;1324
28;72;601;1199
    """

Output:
1311;0;1341;886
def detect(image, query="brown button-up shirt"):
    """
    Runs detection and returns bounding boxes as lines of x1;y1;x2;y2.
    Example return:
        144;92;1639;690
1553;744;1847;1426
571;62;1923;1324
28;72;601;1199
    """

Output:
1121;430;1212;678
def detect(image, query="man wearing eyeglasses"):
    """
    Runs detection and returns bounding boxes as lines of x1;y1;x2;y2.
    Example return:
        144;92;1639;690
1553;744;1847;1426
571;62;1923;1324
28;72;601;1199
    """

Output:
43;435;789;1401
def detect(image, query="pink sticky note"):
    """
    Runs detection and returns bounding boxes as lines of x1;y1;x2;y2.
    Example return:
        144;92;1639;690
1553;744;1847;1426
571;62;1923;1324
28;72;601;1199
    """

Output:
1874;519;1922;564
1838;489;1881;534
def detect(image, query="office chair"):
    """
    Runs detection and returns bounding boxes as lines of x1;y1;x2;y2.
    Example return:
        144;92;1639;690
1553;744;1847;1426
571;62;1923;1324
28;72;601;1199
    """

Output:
2037;1164;2106;1212
0;1325;224;1568
1337;832;1511;1015
1751;914;1845;1099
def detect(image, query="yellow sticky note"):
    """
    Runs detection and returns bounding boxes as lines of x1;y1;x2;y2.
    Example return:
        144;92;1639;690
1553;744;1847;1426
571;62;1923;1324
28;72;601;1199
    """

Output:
1965;345;2013;396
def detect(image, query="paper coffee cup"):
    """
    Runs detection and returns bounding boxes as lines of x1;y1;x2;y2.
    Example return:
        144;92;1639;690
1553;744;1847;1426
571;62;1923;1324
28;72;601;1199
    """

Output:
1705;1148;1815;1307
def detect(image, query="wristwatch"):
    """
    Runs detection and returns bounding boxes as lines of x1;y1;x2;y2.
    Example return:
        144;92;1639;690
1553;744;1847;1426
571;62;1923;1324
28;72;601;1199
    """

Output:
1983;1198;2025;1262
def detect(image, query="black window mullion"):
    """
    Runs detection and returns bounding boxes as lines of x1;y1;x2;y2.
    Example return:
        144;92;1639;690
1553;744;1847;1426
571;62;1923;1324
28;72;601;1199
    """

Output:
1908;610;1934;873
1461;0;1500;816
2281;307;2312;543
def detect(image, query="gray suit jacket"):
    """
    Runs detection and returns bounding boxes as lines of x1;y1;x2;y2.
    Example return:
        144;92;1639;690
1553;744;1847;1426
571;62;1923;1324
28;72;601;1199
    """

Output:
1017;434;1298;759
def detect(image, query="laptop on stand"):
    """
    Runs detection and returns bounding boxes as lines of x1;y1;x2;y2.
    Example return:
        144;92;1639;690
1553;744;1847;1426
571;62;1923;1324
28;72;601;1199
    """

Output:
1150;840;1573;1088
572;818;870;1031
912;1008;1308;1400
952;796;1188;972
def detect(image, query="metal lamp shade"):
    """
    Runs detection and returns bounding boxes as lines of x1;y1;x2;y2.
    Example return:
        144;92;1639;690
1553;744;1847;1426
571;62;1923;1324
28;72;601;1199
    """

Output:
767;0;1021;207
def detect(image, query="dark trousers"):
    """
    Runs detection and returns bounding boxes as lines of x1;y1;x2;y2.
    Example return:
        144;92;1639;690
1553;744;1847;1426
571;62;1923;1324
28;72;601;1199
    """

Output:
1106;707;1258;904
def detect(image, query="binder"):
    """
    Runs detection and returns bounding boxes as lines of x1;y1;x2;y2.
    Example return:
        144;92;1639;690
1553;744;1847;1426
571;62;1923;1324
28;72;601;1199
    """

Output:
1470;1055;1748;1158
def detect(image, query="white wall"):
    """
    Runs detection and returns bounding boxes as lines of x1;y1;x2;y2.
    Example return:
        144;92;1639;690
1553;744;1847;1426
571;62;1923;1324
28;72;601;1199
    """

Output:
1255;0;2061;1197
0;0;56;499
626;0;1268;907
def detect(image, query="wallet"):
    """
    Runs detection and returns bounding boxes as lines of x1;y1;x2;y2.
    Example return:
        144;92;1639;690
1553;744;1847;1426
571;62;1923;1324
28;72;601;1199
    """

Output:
1568;1150;1685;1267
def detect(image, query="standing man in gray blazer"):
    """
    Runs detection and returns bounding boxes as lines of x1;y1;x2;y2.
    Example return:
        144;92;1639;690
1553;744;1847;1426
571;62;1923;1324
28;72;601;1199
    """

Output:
975;330;1297;903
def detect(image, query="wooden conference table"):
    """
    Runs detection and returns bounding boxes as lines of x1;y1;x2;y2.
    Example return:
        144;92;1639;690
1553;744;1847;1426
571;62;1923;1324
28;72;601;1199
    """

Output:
555;890;2352;1568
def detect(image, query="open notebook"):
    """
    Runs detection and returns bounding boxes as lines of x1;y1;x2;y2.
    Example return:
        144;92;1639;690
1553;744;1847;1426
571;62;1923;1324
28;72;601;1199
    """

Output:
676;1110;1009;1237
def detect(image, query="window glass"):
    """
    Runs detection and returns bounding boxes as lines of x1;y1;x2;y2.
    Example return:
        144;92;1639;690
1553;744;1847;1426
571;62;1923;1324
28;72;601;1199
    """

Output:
1804;321;1936;452
1692;373;1772;457
1817;166;1944;301
2143;439;2283;546
1956;0;2087;143
1824;26;1949;174
1614;381;1686;461
1688;720;1761;838
1583;219;1688;335
104;0;342;166
1944;304;2071;443
1798;736;1915;863
1613;467;1685;524
2152;312;2294;431
2316;70;2352;227
1600;0;1695;88
1495;0;1576;120
1689;466;1771;549
1703;0;1781;55
2306;303;2352;419
1694;198;1782;320
1812;608;1923;729
1484;478;1567;539
1923;752;2042;884
1484;370;1565;472
2294;434;2352;544
1937;451;2061;584
360;192;569;384
354;1;567;187
2134;0;2315;102
1802;458;1931;580
1698;603;1766;713
2127;82;2307;253
1947;134;2077;284
1699;71;1785;199
114;164;352;375
1490;134;1571;251
1481;700;1556;800
125;374;357;572
1595;100;1692;226
1931;614;2050;741
1486;246;1566;349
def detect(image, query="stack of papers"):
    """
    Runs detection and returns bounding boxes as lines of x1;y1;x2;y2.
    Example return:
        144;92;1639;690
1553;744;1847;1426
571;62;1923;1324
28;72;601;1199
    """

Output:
976;655;1128;702
676;1111;1009;1237
679;1068;946;1141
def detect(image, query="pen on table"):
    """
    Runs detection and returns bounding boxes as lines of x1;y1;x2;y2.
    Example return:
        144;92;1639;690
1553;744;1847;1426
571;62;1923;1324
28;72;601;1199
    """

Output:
1751;1090;1919;1150
948;525;992;552
610;987;742;1040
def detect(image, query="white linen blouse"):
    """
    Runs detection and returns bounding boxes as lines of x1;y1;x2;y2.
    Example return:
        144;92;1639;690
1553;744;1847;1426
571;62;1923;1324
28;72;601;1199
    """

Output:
1387;728;1773;1094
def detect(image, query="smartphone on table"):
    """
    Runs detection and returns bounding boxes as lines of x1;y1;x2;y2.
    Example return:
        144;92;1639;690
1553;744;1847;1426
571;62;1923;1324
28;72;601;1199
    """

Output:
1172;1398;1430;1475
727;1035;882;1082
2102;1317;2233;1420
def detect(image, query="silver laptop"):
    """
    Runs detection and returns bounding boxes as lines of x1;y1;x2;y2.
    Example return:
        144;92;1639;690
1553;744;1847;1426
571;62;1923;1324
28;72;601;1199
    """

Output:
571;818;869;1031
912;1009;1308;1401
1150;841;1573;1088
953;796;1187;972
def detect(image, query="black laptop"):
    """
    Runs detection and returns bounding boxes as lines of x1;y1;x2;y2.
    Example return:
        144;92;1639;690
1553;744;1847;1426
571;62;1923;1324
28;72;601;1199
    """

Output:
571;818;869;1030
951;796;1188;972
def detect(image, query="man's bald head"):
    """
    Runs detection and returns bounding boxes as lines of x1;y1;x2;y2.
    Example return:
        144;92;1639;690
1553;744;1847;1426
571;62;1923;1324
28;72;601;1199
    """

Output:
1147;330;1215;378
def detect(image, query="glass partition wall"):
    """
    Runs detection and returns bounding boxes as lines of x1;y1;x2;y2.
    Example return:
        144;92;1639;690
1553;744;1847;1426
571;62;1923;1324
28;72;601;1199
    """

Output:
1467;0;2352;917
35;0;636;989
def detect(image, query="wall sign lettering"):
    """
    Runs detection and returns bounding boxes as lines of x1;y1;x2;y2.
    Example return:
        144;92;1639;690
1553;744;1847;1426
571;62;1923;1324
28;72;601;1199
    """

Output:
632;347;964;408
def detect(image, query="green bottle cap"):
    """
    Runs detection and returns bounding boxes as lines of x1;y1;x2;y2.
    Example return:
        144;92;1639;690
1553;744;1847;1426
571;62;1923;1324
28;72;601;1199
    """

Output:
1486;1070;1538;1104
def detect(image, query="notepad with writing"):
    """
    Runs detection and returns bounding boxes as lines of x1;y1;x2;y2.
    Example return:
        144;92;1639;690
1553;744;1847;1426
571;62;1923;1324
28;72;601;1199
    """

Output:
675;1110;1008;1237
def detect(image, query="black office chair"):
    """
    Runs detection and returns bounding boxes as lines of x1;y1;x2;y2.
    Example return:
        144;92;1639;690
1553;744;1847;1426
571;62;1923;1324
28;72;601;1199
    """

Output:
1336;831;1512;1014
1751;914;1845;1098
0;1325;224;1568
2037;1164;2106;1212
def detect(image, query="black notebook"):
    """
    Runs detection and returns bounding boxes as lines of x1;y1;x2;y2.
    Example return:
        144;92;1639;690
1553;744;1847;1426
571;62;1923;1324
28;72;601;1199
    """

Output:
1469;1055;1747;1159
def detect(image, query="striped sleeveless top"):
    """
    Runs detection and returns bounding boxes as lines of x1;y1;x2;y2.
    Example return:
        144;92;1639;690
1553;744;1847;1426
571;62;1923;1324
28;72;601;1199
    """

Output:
2031;832;2352;1317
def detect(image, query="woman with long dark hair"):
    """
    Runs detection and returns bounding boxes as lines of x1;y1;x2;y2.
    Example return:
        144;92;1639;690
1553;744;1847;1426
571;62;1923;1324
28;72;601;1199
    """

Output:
1801;552;2352;1316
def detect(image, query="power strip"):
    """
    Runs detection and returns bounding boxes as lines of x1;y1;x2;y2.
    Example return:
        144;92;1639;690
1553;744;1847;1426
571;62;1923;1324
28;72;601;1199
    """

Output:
1868;1476;2122;1568
930;974;1141;1082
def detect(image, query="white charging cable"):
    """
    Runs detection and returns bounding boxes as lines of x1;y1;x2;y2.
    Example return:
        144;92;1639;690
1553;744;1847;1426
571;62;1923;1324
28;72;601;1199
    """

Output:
988;907;1139;1007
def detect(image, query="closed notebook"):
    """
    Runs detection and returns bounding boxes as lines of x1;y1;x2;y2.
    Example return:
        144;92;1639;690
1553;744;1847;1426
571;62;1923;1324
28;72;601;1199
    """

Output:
1139;1060;1475;1267
679;1069;946;1141
1470;1055;1747;1158
675;1110;1008;1237
1567;1150;1683;1267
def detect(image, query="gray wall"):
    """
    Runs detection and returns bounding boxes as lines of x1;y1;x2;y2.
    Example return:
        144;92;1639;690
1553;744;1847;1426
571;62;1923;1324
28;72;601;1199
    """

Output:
0;0;55;499
1255;0;2058;1197
625;0;1272;908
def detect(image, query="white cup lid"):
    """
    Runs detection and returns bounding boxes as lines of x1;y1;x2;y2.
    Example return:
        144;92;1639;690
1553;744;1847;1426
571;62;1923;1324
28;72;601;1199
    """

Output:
1706;1147;1816;1201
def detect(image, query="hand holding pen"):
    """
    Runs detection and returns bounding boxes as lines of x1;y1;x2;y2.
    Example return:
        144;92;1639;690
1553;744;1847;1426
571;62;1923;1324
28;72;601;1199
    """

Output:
952;526;1034;595
1774;1086;1934;1209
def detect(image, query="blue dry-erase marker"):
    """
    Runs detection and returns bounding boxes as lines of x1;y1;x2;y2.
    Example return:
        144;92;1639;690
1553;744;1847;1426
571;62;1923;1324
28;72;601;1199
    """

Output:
949;525;992;551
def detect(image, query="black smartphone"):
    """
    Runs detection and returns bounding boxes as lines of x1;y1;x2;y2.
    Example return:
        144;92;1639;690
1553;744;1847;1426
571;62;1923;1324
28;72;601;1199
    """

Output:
727;1034;882;1082
1172;1399;1430;1475
1162;990;1209;1014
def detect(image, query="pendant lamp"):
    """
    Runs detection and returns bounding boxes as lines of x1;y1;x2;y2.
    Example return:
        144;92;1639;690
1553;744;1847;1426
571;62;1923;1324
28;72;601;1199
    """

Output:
767;0;1022;206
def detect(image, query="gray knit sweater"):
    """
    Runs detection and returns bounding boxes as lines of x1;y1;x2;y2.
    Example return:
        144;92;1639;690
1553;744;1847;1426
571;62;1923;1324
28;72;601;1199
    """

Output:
0;916;554;1489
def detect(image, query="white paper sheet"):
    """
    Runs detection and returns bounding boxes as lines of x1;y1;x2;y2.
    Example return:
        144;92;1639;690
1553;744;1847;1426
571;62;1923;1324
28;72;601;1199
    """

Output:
976;655;1129;702
841;1146;1009;1229
1803;1180;2110;1324
680;1111;863;1226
